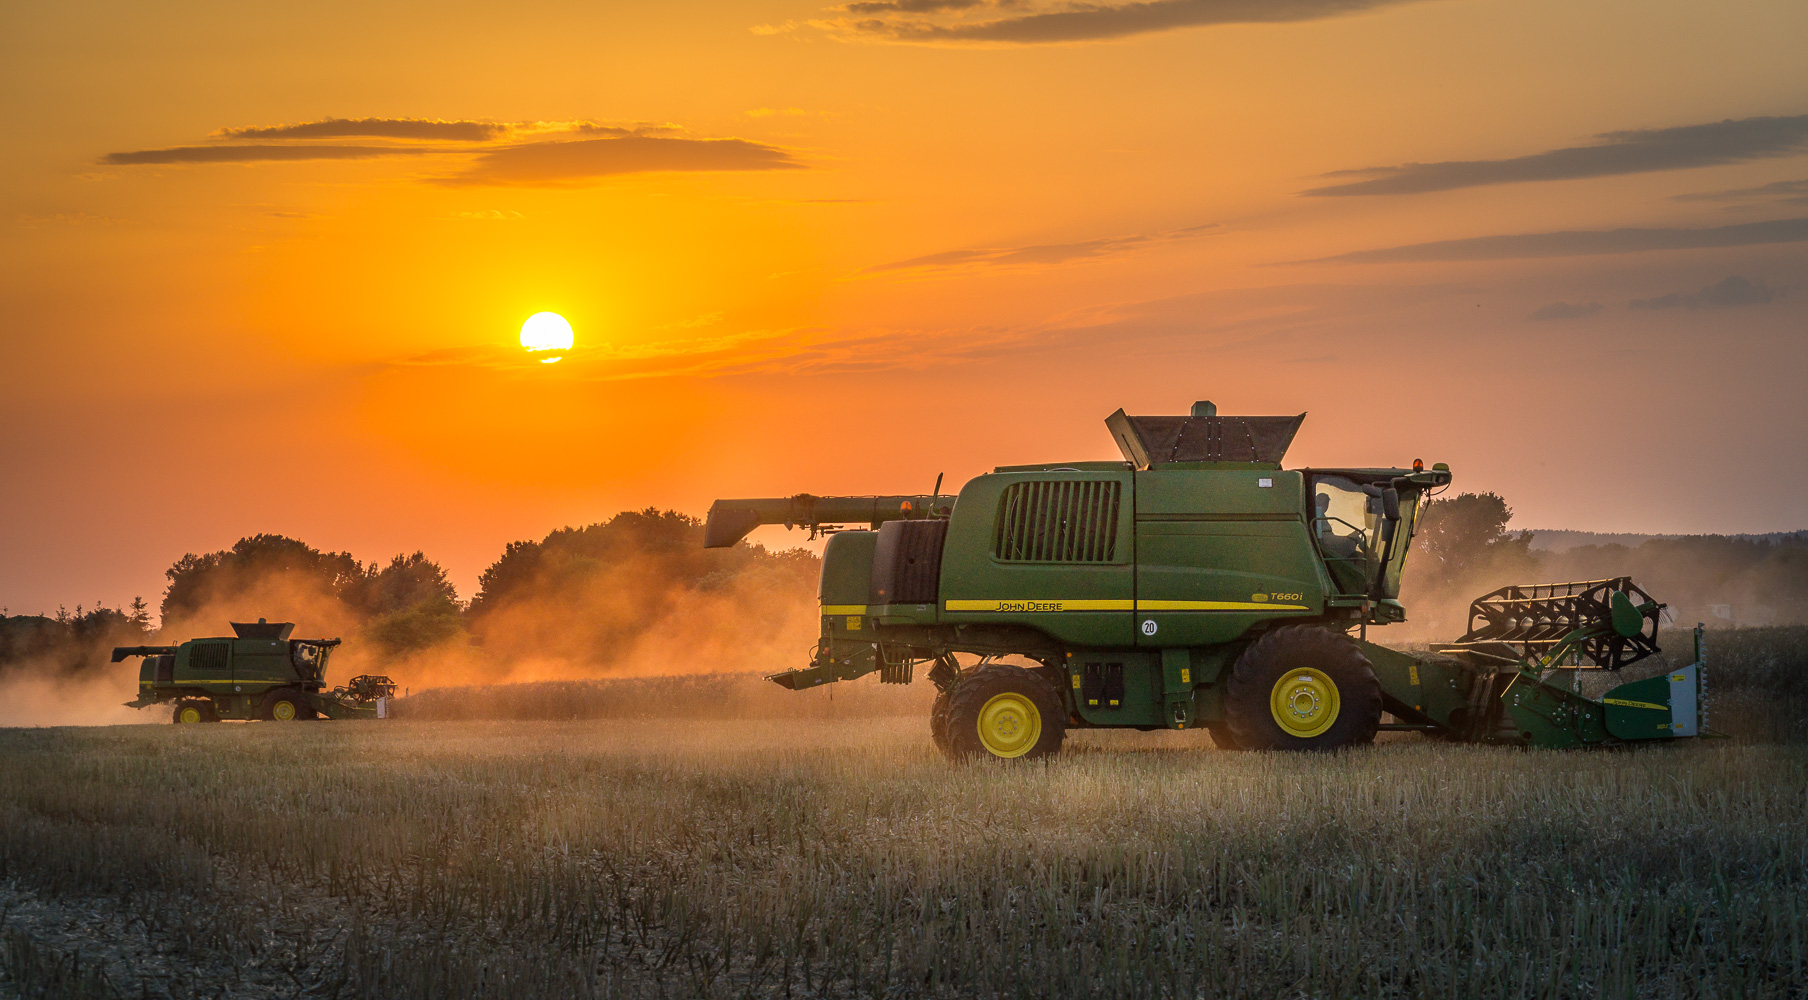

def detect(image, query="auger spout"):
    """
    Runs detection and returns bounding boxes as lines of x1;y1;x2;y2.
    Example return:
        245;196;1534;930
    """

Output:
704;494;950;548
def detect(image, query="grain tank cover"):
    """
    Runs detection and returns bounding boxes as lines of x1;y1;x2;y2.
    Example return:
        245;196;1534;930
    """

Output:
1105;402;1305;469
230;619;295;639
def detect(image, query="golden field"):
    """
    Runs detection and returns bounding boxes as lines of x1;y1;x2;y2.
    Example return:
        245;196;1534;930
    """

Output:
2;709;1806;999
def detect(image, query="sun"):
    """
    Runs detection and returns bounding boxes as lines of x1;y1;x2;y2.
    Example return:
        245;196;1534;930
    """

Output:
519;312;574;363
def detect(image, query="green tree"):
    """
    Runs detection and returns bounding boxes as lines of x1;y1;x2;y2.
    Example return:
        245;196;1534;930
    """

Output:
162;534;366;621
363;553;464;654
1405;492;1539;600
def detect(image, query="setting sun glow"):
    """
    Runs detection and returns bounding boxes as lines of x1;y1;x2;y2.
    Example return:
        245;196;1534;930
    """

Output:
520;312;574;362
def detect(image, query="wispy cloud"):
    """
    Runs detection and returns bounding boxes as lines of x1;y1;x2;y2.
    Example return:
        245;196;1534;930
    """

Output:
441;136;801;186
1311;217;1808;263
866;223;1217;273
1631;275;1779;310
1527;301;1602;321
843;0;981;12
215;117;506;142
103;120;799;186
1674;178;1808;207
1307;115;1808;197
102;144;432;165
797;0;1420;45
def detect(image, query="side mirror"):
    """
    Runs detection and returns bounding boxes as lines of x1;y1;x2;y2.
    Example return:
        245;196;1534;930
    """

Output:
1381;487;1401;522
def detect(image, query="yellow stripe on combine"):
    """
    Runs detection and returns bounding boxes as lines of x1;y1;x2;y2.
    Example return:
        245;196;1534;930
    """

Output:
942;599;1313;613
945;599;1134;613
1603;697;1669;711
1136;600;1311;611
820;605;867;616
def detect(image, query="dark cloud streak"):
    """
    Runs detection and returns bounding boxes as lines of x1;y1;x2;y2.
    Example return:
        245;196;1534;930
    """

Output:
1631;275;1778;310
101;145;432;165
844;0;1416;44
866;223;1217;273
1308;115;1808;197
843;0;979;13
216;118;504;141
1312;217;1808;263
1527;301;1602;321
1674;178;1808;206
442;136;801;186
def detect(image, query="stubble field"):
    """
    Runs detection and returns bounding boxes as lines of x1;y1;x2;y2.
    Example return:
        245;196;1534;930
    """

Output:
3;706;1807;1000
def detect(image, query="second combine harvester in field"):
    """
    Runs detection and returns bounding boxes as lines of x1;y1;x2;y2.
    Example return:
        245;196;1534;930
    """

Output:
706;401;1710;760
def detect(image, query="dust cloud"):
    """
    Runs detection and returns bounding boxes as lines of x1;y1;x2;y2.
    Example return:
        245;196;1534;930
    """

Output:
0;513;827;725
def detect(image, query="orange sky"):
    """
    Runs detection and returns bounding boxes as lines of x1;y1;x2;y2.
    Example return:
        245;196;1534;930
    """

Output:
3;0;1806;614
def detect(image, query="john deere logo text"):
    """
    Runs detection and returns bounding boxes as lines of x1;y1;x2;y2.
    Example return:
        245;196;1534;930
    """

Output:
998;600;1066;612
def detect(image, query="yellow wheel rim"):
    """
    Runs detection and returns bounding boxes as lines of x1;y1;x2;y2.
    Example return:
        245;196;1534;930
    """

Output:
272;700;297;721
178;706;202;724
1270;668;1340;738
976;692;1041;758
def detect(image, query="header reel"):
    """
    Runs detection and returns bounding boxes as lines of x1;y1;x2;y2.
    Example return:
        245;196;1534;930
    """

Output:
1441;577;1662;670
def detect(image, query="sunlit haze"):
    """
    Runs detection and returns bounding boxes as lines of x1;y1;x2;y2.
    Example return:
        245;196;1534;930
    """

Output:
3;0;1806;613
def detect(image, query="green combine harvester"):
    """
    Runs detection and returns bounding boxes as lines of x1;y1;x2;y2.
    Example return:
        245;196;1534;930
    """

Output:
706;401;1709;759
116;619;394;723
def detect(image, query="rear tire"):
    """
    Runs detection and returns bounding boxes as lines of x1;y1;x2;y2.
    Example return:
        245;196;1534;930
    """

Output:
930;689;954;752
172;699;217;724
944;664;1066;761
261;688;310;722
1205;720;1242;750
1225;627;1381;751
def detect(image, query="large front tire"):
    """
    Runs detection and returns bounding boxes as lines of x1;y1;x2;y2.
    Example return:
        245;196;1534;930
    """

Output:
1225;627;1381;751
944;664;1066;761
260;688;312;722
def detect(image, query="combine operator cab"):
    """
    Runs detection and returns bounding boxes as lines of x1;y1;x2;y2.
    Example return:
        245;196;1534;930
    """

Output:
1309;470;1427;609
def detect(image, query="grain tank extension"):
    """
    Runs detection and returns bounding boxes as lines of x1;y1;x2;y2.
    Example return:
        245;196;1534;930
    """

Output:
706;401;1711;758
117;619;393;723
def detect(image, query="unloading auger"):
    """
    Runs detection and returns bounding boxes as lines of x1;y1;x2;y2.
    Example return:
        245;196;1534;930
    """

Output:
704;400;1713;759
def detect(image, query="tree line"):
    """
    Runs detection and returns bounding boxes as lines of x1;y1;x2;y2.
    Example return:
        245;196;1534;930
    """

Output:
0;509;819;678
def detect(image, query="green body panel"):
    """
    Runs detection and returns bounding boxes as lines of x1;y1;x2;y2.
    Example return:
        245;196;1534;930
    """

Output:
1359;641;1433;718
1602;668;1693;740
1503;675;1613;749
818;530;878;610
1068;651;1163;726
937;469;1136;647
1134;470;1325;648
230;639;295;689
